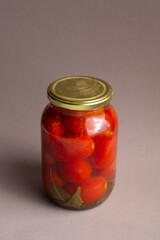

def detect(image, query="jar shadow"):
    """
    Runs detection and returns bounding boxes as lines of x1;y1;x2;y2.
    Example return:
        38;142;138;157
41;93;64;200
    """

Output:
0;152;54;206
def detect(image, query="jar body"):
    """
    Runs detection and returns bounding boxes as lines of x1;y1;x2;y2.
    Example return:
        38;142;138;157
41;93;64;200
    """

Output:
41;103;118;210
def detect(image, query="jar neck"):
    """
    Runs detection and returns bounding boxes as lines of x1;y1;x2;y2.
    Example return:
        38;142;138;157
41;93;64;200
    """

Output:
49;102;111;115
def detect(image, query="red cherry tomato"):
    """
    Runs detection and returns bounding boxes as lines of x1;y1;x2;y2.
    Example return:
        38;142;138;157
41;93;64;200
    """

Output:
64;176;107;204
63;107;111;136
42;108;65;138
88;131;117;170
100;156;117;181
63;114;86;135
105;105;118;131
58;159;92;183
50;136;95;162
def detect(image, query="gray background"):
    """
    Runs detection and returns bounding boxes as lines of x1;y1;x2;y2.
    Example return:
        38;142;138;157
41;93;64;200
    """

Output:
0;0;160;239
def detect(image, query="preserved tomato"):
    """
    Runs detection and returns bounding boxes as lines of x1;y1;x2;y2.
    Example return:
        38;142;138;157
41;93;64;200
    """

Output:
57;159;92;183
100;156;117;181
88;131;117;170
42;107;65;138
64;176;107;204
49;136;95;162
63;108;111;136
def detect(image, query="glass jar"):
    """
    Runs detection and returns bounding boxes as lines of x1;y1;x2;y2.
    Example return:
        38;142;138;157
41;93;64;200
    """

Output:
41;76;118;210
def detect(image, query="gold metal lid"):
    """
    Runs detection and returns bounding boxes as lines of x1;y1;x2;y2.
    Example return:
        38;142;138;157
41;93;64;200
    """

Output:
47;76;113;110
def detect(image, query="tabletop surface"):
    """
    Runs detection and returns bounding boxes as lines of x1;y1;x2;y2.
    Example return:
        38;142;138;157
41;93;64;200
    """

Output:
0;1;160;239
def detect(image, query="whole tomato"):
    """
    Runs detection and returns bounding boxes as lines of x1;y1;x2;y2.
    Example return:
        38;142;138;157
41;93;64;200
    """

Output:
64;176;107;204
57;159;92;183
88;131;117;170
50;136;95;162
63;107;112;136
105;105;118;132
42;107;65;138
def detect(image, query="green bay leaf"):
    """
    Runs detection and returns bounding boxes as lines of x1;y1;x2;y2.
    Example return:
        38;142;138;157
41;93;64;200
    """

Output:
50;183;71;202
64;187;83;208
